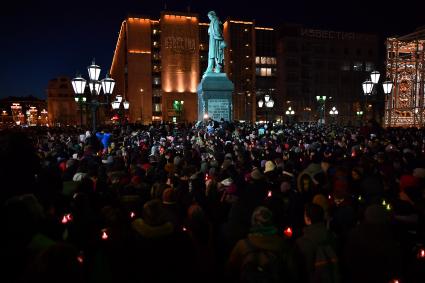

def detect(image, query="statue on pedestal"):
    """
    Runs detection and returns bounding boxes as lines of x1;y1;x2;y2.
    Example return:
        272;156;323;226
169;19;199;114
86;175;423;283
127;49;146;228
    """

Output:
205;11;227;75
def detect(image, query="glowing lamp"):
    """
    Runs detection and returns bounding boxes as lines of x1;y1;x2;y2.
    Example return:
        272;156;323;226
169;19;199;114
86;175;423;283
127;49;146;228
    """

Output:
203;113;209;119
382;80;393;95
264;94;270;102
77;255;84;264
116;95;123;103
284;227;293;238
101;229;109;240
74;97;79;102
370;71;380;84
266;99;274;108
87;59;101;81
258;99;264;108
123;100;130;110
418;248;425;259
362;80;374;95
62;215;68;224
89;80;102;95
101;75;115;95
111;101;120;110
71;76;87;95
62;213;73;224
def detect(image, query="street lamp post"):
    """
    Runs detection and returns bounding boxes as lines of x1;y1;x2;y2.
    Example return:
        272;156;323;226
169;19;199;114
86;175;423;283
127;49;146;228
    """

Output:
111;95;130;125
316;95;327;125
258;94;274;123
329;106;339;124
1;110;7;124
72;59;115;133
362;71;393;122
285;106;295;124
173;100;184;122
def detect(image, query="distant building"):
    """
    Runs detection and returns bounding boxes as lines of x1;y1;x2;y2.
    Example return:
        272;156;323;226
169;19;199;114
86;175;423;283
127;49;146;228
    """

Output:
0;95;47;125
46;76;78;126
277;24;381;124
110;11;276;123
385;27;425;127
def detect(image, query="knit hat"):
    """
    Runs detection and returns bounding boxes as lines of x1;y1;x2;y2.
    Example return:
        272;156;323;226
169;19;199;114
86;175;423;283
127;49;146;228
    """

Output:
162;188;176;205
264;161;276;173
251;206;274;228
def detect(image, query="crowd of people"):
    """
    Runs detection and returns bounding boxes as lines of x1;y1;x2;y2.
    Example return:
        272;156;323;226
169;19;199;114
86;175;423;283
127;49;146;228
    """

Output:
1;119;424;282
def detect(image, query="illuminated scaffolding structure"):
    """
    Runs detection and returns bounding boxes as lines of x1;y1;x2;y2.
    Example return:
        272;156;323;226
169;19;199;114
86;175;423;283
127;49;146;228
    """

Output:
385;28;425;127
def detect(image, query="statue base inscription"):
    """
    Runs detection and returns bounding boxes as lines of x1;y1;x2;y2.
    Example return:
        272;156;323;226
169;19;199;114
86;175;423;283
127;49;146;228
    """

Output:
197;73;234;121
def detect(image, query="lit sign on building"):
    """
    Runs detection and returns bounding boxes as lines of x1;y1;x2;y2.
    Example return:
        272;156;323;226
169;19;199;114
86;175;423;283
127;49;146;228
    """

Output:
164;36;196;53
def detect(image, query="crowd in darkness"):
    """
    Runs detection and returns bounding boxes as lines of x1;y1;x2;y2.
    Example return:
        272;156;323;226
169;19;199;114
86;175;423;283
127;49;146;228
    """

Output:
1;120;424;283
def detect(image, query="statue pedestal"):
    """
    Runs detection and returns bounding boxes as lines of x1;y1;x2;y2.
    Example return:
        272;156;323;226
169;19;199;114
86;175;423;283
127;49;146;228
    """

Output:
197;73;234;121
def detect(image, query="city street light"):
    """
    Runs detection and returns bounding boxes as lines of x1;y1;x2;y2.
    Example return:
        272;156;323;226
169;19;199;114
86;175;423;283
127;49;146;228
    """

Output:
173;100;184;122
316;95;327;125
329;106;338;124
285;106;295;124
111;95;130;124
72;59;115;133
258;94;274;123
362;71;393;120
1;110;7;124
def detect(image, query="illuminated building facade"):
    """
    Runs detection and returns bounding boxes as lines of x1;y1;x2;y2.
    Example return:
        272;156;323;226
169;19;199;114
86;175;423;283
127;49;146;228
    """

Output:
277;24;380;124
0;96;47;126
110;12;276;123
385;28;425;127
47;77;78;125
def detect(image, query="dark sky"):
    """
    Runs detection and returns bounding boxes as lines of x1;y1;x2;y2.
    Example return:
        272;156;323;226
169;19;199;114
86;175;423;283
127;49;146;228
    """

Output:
0;0;423;99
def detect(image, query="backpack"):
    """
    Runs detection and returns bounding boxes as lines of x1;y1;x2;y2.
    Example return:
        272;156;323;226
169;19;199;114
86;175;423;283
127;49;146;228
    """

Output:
240;239;285;283
312;241;340;283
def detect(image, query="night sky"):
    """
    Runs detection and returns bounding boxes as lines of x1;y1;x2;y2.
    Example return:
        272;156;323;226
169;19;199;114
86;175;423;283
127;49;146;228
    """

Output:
0;0;422;99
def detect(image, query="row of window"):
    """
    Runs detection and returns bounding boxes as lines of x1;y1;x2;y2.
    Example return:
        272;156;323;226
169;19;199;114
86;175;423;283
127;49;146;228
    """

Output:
255;56;277;65
255;67;277;77
341;62;374;72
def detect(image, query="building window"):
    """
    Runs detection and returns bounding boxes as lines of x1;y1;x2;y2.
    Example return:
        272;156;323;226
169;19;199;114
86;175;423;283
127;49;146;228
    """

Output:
153;29;158;34
353;62;363;71
365;62;374;72
153;89;162;97
341;62;350;71
153;77;161;85
154;103;162;112
255;56;260;64
258;67;273;77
